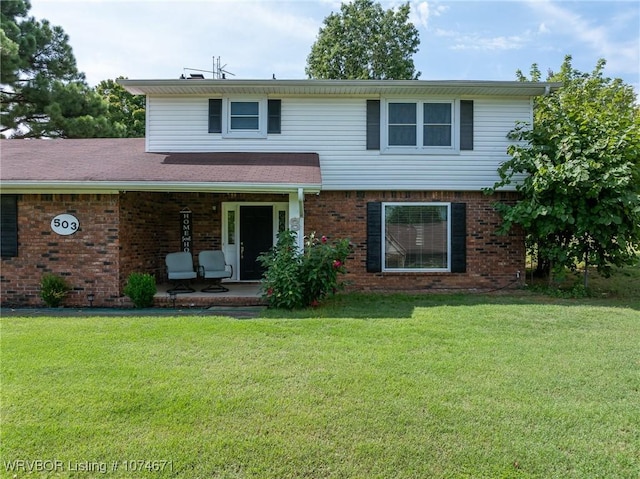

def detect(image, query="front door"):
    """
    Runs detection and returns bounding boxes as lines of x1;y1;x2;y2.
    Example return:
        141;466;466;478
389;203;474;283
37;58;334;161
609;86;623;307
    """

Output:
239;206;274;280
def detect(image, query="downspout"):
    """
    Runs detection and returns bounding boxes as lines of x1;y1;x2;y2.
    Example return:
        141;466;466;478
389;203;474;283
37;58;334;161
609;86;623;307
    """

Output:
297;187;305;251
298;187;305;219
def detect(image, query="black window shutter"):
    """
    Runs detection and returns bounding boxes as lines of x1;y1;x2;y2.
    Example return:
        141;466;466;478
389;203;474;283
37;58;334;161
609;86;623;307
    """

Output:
451;202;466;273
268;99;281;134
460;100;474;151
366;100;380;150
208;99;222;133
1;195;18;258
366;202;382;272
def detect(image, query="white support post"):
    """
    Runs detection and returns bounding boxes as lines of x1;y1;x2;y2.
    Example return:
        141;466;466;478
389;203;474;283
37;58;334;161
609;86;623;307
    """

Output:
288;189;305;252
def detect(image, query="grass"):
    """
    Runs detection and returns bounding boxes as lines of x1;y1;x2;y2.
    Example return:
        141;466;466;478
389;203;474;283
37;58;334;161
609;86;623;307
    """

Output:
2;290;639;478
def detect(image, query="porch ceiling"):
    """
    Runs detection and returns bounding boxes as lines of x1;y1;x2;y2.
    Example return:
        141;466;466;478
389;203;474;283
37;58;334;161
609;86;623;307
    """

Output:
0;139;322;193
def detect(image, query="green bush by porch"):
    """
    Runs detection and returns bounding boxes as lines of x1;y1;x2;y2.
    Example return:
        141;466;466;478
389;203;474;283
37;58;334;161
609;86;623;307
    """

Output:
123;272;157;308
39;273;70;307
258;230;352;309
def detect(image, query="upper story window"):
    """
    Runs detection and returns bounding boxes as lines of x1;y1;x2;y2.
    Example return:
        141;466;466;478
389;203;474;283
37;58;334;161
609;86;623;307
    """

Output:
368;99;473;154
230;101;260;131
423;102;452;147
209;98;281;138
384;100;454;152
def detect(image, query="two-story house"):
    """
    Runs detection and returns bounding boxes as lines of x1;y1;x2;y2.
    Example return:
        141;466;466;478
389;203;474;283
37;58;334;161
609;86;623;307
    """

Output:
0;79;558;307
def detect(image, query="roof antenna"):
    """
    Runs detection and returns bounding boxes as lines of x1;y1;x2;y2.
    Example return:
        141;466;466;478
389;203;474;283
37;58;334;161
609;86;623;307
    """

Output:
181;56;235;79
213;56;235;79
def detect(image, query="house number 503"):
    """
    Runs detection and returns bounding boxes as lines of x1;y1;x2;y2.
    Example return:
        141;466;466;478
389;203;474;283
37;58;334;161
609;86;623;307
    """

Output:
51;214;79;236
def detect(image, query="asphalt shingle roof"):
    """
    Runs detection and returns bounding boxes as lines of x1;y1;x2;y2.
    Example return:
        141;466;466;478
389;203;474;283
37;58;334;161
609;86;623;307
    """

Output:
0;138;321;189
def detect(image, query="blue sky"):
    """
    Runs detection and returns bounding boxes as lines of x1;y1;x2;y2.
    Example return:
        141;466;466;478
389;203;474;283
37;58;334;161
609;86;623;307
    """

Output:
29;0;639;92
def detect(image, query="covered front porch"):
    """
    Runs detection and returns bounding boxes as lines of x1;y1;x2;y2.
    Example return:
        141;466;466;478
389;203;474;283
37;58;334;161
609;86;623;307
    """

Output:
114;150;323;308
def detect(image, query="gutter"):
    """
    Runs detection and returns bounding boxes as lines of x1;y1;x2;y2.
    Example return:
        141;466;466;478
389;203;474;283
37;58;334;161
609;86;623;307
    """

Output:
0;181;322;195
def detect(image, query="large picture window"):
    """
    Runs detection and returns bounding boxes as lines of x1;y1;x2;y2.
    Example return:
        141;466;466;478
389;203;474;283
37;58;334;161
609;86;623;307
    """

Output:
383;203;449;271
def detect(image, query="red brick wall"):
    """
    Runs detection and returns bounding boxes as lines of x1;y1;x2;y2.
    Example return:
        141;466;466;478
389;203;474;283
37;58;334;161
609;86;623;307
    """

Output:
1;191;290;307
304;191;525;291
1;194;122;307
1;190;524;306
119;191;288;285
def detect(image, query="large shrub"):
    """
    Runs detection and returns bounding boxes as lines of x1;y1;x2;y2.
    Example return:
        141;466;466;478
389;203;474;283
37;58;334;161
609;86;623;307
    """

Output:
258;230;352;309
40;273;71;307
123;273;157;308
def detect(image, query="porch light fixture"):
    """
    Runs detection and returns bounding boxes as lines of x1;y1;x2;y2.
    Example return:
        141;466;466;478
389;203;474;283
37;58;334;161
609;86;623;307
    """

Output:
168;291;177;308
87;292;95;308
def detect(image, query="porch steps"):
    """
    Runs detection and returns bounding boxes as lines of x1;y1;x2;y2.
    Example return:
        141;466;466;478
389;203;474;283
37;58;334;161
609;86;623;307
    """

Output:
154;282;266;310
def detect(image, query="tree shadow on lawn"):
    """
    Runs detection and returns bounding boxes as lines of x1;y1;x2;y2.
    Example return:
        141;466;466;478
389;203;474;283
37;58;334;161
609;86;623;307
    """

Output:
259;290;640;319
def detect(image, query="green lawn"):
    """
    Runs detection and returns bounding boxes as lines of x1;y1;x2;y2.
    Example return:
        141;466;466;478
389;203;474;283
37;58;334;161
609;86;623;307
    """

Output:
2;294;639;478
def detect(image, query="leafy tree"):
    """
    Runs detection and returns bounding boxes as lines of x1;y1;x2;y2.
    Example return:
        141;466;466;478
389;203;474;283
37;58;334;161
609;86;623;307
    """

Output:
0;0;116;138
487;56;640;287
306;0;420;80
95;78;145;138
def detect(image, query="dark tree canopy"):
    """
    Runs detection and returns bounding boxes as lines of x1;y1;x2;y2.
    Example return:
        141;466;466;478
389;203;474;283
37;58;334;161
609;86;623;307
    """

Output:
1;0;116;138
306;0;420;80
488;56;640;286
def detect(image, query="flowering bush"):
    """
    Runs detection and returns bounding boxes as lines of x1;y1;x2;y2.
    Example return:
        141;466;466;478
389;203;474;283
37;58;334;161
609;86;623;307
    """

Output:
258;230;352;310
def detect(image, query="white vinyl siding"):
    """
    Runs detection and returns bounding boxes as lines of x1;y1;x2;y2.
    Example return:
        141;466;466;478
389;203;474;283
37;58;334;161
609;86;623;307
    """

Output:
145;96;532;191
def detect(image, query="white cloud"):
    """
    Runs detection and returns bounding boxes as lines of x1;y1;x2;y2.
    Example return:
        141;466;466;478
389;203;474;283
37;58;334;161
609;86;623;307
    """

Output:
407;2;448;29
412;1;430;28
450;34;527;51
526;0;639;75
434;28;530;51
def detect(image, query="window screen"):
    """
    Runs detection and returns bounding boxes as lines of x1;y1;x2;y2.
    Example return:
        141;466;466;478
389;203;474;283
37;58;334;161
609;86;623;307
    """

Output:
388;103;417;146
423;103;452;147
230;101;259;130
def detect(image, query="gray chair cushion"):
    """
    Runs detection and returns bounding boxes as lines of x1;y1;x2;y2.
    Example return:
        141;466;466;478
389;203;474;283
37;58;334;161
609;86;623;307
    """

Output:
199;251;232;279
166;252;197;279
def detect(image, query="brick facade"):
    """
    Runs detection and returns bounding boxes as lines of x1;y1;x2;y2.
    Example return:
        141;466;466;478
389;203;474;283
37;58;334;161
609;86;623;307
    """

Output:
1;190;523;307
305;191;525;292
1;194;122;307
0;191;287;307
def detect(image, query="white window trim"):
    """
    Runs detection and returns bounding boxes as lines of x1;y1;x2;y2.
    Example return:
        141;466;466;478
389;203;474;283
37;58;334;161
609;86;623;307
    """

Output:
222;97;268;139
381;98;460;155
382;202;451;272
